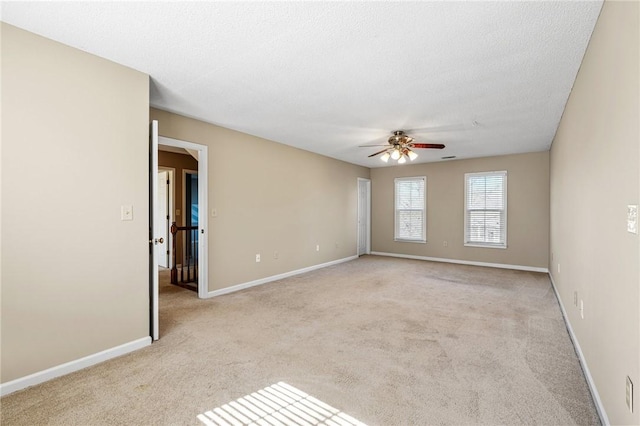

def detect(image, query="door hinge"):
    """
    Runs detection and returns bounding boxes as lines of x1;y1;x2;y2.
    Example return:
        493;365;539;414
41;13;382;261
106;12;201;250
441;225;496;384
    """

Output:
167;179;170;185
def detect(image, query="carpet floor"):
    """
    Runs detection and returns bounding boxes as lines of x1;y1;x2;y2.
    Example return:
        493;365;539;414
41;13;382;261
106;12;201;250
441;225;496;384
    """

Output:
0;255;600;425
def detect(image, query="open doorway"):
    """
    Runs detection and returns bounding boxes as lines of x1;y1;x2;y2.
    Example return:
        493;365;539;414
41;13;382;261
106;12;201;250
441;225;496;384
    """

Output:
150;123;208;341
157;148;197;291
157;141;207;298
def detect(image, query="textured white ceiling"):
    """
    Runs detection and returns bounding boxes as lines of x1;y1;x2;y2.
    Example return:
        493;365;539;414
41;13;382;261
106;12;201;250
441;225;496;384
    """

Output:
2;1;602;167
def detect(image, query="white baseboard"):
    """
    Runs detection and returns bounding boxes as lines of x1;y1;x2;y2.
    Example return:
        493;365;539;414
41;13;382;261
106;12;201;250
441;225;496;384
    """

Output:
0;336;151;397
548;274;609;425
370;251;549;273
206;255;359;298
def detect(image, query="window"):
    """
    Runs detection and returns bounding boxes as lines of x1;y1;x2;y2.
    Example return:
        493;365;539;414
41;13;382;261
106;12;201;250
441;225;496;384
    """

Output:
464;171;507;248
394;176;426;243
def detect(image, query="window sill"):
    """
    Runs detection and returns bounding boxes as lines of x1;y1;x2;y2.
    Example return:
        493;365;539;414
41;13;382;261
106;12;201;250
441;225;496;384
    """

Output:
464;243;507;249
394;239;427;244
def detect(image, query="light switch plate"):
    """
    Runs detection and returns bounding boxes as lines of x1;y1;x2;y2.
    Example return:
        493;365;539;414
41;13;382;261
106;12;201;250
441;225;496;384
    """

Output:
121;205;133;221
628;205;638;234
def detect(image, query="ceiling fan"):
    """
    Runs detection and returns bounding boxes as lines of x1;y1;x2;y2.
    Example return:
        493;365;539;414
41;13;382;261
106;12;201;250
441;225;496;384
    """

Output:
361;130;445;163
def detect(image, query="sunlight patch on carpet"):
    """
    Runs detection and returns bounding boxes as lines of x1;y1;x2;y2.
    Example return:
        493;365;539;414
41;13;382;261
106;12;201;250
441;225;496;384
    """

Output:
197;381;367;426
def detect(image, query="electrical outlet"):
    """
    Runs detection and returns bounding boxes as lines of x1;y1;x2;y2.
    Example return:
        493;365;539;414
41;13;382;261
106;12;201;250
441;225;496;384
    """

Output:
273;251;279;260
628;205;638;234
574;291;578;307
443;240;448;247
120;205;133;221
557;263;561;273
211;208;218;217
316;244;320;252
580;300;584;319
626;376;634;413
255;254;261;263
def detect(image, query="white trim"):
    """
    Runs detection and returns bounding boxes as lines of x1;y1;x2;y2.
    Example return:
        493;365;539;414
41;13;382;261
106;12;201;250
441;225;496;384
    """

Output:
548;274;609;425
197;146;208;299
0;337;151;397
159;135;208;153
393;239;427;244
205;256;358;298
464;243;507;250
370;251;548;273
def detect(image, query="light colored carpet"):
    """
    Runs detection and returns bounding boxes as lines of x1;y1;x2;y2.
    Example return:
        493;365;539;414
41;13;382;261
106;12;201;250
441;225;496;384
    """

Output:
0;256;600;425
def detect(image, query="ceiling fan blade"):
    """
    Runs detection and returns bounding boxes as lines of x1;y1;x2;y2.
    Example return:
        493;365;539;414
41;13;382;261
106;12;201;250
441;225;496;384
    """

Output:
359;144;390;147
411;143;446;149
368;148;390;158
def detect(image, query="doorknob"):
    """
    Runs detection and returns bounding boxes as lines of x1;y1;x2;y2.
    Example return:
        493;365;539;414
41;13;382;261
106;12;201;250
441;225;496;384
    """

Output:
149;237;164;245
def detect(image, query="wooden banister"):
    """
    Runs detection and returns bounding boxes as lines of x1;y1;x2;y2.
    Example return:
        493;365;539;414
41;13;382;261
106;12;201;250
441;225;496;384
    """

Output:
170;221;199;289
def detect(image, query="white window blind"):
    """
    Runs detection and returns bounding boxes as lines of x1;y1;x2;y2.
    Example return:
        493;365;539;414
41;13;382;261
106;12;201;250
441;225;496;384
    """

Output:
464;171;507;248
394;177;426;242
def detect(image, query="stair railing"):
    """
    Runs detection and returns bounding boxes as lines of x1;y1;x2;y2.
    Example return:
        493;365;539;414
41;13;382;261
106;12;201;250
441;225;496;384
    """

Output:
170;221;199;287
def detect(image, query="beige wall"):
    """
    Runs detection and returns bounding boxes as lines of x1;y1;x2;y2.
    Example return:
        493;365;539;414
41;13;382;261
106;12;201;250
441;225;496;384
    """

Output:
150;108;370;291
370;151;549;269
158;151;198;229
1;24;150;382
549;1;639;424
158;151;198;264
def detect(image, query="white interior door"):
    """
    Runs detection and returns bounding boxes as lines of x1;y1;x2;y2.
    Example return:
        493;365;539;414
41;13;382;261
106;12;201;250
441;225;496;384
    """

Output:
150;120;159;341
156;170;169;268
357;178;371;256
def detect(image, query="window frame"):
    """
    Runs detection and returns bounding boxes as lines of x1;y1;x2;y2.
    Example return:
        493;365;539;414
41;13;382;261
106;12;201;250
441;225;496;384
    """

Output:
394;176;427;243
464;171;507;249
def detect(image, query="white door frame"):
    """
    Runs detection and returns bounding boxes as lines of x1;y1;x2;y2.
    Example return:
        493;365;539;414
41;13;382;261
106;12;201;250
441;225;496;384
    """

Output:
357;178;371;256
158;136;208;299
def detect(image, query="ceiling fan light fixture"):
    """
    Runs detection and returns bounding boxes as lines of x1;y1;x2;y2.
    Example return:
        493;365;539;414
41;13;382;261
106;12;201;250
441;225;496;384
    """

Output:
363;130;446;163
